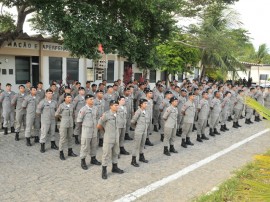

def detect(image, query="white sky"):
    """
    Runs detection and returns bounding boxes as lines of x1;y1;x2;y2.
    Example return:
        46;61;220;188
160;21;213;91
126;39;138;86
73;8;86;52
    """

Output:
233;0;270;50
5;0;270;51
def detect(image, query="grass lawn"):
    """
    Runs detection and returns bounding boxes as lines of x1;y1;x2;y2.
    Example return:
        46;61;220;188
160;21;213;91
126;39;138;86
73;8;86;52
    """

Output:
195;151;270;202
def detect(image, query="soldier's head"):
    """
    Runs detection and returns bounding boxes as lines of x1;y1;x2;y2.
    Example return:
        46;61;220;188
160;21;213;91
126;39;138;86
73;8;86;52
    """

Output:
91;84;97;92
6;83;12;91
110;100;119;112
46;89;53;99
175;86;180;93
202;91;208;99
102;79;107;85
64;86;71;93
37;82;43;89
118;96;125;106
144;89;153;99
96;89;104;99
193;88;199;95
78;87;85;96
188;92;195;101
64;93;72;103
85;94;94;106
180;89;187;97
86;81;91;88
50;83;57;92
250;87;255;93
19;85;25;93
139;99;148;110
107;85;113;94
214;91;220;99
124;87;131;97
30;86;37;96
238;90;244;96
165;91;173;99
139;82;145;90
157;84;164;93
117;79;122;85
129;85;134;93
224;91;231;98
75;82;81;89
99;83;105;90
170;96;178;107
26;81;31;89
113;84;118;91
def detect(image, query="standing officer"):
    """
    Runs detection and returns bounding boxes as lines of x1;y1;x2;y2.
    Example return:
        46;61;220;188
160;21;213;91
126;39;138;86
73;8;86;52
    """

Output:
197;91;210;142
11;85;27;141
220;91;231;132
58;86;72;107
22;87;40;146
153;84;164;132
36;82;45;101
209;91;222;136
73;87;86;144
143;89;154;146
123;87;133;140
78;94;101;170
177;89;187;137
25;81;31;95
103;85;115;112
97;100;124;180
130;99;149;167
51;83;59;102
117;96;130;155
0;83;15;135
233;90;245;128
37;89;58;153
163;97;178;156
159;91;173;142
134;83;146;110
254;86;264;122
55;93;78;160
94;89;105;147
245;87;255;124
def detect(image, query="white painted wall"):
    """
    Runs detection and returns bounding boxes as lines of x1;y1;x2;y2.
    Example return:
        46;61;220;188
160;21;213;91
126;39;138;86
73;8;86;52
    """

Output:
0;55;17;89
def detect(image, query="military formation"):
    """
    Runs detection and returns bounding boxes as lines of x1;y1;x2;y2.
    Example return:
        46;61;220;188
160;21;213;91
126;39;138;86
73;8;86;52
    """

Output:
0;78;268;179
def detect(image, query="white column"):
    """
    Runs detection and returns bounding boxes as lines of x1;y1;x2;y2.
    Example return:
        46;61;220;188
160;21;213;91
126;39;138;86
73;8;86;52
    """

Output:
42;56;50;89
79;58;86;85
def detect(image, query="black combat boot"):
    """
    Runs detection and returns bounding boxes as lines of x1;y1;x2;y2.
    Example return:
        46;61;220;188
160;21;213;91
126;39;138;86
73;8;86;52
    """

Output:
257;116;262;122
214;128;220;135
74;135;80;144
60;151;65;160
55;125;59;133
220;125;225;132
186;137;194;146
179;128;182;135
91;156;101;165
192;124;197;131
224;124;229;131
26;137;32;146
201;134;209;140
15;132;19;141
40;143;45;153
1;123;3;129
255;116;260;122
120;147;130;155
68;148;78;157
196;135;203;142
139;153;149;163
34;136;39;143
240;115;245;119
51;141;59;150
163;146;171;156
11;127;15;133
169;145;178;153
4;127;8;135
214;128;221;135
124;133;133;140
130;127;134;131
131;156;139;167
245;119;250;124
249;119;253;124
145;138;154;146
233;122;238;128
206;120;210;127
102;166;107;179
81;158;88;170
99;138;103;147
209;128;215;136
112;163;124;174
181;138;187;148
153;125;158;132
236;121;241;127
160;134;164;142
176;130;181;137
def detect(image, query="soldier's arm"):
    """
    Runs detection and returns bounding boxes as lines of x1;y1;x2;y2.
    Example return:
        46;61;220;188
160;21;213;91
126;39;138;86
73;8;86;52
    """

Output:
72;97;79;109
159;102;164;112
97;113;107;130
11;94;18;106
131;109;140;125
0;93;4;103
77;108;84;123
181;104;187;115
36;100;44;115
21;97;28;109
55;105;63;118
163;108;171;120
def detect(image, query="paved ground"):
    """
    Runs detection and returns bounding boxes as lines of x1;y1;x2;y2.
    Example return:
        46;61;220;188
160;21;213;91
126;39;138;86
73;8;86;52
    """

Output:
0;119;269;202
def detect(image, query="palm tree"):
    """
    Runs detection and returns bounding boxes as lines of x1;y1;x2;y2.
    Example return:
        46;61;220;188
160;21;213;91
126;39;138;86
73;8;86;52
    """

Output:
254;44;269;85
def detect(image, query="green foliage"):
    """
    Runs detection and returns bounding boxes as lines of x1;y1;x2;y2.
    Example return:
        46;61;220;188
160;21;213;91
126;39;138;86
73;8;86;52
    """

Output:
0;13;16;32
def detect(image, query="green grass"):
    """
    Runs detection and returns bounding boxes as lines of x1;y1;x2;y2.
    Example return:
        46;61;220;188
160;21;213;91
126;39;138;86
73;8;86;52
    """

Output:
195;151;270;202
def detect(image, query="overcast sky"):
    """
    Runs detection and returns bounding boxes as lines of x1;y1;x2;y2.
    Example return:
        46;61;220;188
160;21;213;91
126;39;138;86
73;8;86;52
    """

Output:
233;0;270;50
18;0;270;51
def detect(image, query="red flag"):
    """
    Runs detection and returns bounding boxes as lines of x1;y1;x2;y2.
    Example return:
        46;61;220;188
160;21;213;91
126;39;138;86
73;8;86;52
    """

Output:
98;44;104;54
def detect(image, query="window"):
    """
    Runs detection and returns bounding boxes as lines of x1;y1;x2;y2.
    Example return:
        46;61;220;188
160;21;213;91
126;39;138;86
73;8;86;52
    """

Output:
9;69;13;75
86;68;94;82
49;57;62;84
15;56;30;84
149;70;156;83
67;58;79;82
107;60;114;83
134;73;142;81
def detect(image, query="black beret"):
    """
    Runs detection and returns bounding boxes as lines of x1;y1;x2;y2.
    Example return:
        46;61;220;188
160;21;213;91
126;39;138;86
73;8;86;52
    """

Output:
170;96;178;103
165;91;173;95
78;87;85;90
139;98;148;105
96;89;104;93
85;94;94;100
